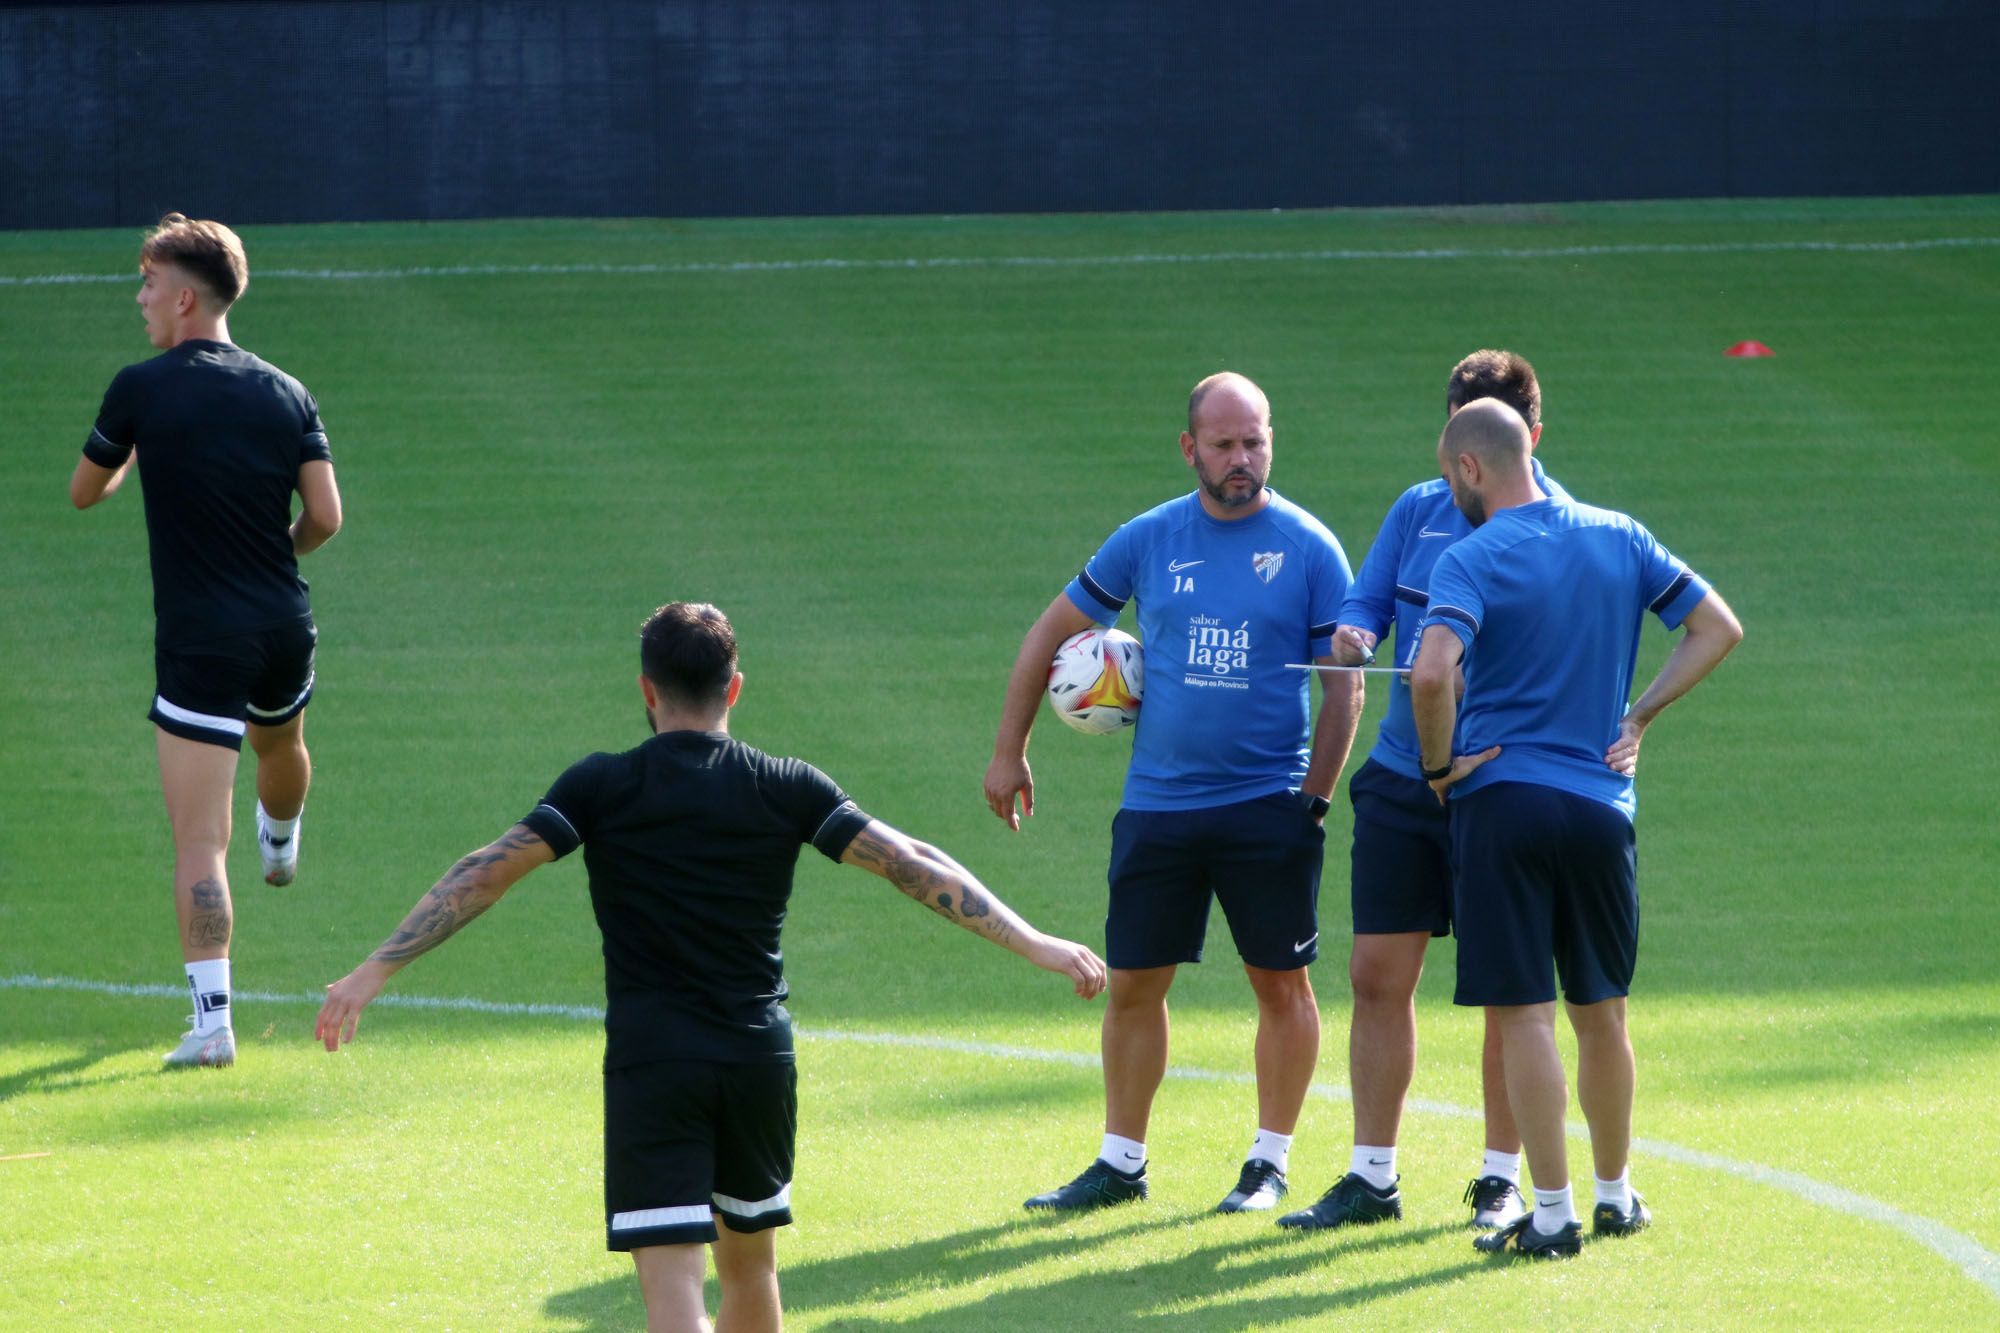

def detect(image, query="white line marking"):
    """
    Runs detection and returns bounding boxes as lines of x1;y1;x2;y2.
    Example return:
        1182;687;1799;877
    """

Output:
3;235;1997;287
5;971;1995;1298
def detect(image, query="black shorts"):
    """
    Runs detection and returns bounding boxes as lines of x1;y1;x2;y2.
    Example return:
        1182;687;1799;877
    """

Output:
1449;782;1638;1008
149;619;317;750
1348;758;1453;937
603;1057;797;1251
1106;790;1325;971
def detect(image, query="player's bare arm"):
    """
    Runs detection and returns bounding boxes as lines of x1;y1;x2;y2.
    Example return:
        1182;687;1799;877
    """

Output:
985;593;1097;829
1605;590;1744;774
69;454;132;509
291;459;343;555
315;824;555;1050
1410;624;1501;804
1299;654;1364;809
840;818;1106;998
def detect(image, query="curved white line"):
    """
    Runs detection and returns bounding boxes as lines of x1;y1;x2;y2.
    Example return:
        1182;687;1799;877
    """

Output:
1;235;1996;287
6;972;1995;1299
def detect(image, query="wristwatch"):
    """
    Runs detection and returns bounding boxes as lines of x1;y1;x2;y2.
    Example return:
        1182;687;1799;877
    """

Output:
1300;792;1332;819
1420;759;1454;781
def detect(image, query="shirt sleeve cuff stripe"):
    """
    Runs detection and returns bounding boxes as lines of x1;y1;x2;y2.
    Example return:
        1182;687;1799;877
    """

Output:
534;802;580;842
1648;571;1694;614
1429;604;1479;633
1076;569;1127;612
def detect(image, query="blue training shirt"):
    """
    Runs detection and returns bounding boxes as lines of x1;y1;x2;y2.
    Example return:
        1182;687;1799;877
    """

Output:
1420;496;1710;820
1066;490;1352;812
1339;458;1567;780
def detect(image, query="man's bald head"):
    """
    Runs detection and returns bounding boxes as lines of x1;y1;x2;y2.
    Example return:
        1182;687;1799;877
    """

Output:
1181;371;1275;517
1187;371;1270;435
1439;397;1532;475
1437;397;1534;527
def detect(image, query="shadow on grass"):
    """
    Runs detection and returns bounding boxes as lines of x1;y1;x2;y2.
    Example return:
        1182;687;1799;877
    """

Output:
542;1212;1480;1331
0;1042;152;1103
796;1214;1476;1330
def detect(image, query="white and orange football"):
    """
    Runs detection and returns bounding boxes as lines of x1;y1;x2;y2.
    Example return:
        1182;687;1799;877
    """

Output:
1046;627;1144;734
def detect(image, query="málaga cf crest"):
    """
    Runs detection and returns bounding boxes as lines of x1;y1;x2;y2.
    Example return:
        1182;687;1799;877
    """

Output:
1253;551;1284;584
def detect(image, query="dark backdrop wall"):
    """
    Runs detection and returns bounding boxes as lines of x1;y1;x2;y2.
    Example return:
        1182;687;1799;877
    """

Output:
3;0;1995;230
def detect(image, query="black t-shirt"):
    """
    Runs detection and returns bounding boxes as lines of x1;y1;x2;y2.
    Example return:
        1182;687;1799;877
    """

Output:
85;339;331;647
520;730;873;1070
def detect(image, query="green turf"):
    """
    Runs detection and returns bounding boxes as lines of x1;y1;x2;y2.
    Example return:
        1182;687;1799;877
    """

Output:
3;198;1998;1328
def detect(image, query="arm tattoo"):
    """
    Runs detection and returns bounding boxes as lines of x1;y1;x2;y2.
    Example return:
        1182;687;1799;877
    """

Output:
368;829;544;964
184;875;231;948
850;828;1015;943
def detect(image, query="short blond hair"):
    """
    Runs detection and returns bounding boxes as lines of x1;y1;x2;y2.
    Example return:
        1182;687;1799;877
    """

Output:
140;213;249;307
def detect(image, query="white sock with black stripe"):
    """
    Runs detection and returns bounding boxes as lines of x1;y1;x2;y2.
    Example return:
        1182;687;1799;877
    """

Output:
186;958;231;1035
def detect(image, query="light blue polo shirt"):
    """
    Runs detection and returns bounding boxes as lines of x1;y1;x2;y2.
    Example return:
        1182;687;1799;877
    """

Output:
1066;489;1351;812
1422;496;1711;819
1339;458;1566;780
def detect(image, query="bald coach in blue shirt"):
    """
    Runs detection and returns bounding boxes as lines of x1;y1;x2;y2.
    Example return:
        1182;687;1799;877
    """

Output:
1411;398;1742;1259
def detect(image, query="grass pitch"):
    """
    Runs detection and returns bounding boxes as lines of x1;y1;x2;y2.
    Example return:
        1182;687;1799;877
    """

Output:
2;198;1998;1328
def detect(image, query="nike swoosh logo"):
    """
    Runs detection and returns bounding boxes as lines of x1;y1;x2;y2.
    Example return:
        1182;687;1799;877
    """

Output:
1418;526;1453;538
1293;933;1318;953
1123;1153;1143;1160
1368;1157;1391;1166
1167;559;1205;572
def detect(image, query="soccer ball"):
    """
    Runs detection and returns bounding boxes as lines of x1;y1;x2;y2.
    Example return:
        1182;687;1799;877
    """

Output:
1046;627;1144;734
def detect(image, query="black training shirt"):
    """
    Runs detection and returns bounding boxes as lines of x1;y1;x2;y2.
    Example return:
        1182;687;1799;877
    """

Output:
85;340;330;647
520;730;872;1070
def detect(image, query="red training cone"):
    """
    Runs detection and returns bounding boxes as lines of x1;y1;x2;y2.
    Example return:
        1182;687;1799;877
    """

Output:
1724;340;1775;357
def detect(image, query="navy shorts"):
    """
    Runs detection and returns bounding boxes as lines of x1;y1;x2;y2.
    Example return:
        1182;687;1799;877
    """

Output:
1106;790;1325;971
1449;782;1638;1008
1348;758;1453;937
604;1057;797;1251
149;618;317;750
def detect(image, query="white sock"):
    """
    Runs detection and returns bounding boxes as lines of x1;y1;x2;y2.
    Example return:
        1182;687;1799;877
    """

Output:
1098;1133;1147;1174
1350;1144;1397;1191
1594;1171;1633;1212
1483;1148;1522;1185
186;958;232;1035
1531;1183;1576;1234
259;801;298;843
1248;1128;1292;1174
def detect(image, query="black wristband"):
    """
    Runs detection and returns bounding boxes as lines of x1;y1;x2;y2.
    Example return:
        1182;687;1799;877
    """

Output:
1420;760;1454;781
1300;792;1331;819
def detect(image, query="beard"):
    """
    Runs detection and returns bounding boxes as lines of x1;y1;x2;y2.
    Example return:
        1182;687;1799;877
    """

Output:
1453;488;1487;527
1198;464;1267;510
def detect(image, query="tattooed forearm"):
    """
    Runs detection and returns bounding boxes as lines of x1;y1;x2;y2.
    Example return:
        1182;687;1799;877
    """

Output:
367;828;543;965
845;826;1023;944
371;864;493;963
184;875;231;949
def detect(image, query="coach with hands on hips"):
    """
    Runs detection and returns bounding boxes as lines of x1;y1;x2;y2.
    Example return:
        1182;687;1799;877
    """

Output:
1411;398;1741;1258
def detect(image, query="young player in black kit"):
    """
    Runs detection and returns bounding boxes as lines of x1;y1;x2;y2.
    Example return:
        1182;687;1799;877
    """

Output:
71;213;344;1069
315;602;1106;1333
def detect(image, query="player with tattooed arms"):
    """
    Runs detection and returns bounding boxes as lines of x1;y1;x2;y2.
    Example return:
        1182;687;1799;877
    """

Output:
316;601;1102;1333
